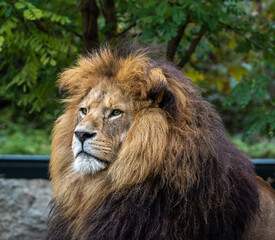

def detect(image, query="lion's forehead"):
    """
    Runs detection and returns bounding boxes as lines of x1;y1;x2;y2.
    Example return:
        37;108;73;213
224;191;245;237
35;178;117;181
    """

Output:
81;80;129;111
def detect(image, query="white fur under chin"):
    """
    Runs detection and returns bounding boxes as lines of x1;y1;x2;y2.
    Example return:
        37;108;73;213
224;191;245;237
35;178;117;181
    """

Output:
73;153;105;175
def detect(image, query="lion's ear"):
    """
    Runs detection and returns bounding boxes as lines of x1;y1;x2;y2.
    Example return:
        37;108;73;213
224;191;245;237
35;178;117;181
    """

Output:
147;68;177;112
147;68;167;106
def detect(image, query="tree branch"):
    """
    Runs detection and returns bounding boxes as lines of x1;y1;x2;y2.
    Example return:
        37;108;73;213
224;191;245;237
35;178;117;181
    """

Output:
100;0;117;41
116;21;137;38
80;0;100;52
177;25;206;69
34;20;53;35
8;1;33;35
222;23;275;57
34;20;82;40
166;20;189;62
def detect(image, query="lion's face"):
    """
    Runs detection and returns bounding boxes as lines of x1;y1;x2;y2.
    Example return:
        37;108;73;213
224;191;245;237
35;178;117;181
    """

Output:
72;80;132;175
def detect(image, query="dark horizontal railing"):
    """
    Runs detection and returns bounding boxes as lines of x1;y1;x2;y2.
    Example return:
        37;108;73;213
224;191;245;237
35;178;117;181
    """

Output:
0;155;50;179
0;155;275;188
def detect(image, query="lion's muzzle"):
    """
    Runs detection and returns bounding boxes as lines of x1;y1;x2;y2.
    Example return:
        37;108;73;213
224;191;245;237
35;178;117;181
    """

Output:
74;131;97;143
72;128;112;175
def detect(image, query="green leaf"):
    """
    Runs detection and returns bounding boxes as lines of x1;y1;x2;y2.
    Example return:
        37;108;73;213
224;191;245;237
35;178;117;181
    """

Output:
42;57;50;65
253;75;270;100
156;0;168;16
23;8;43;20
5;7;12;17
143;0;156;8
224;79;252;108
50;59;56;66
14;2;26;10
171;6;186;24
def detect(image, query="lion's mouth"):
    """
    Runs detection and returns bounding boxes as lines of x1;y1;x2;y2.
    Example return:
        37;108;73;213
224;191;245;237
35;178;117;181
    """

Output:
77;151;110;165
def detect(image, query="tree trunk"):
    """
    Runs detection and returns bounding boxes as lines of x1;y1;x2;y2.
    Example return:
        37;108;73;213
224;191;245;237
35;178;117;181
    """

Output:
166;21;189;62
81;0;100;52
177;26;206;69
101;0;117;41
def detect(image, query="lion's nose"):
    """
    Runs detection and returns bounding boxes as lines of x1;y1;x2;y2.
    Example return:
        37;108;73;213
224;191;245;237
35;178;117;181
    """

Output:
74;131;97;143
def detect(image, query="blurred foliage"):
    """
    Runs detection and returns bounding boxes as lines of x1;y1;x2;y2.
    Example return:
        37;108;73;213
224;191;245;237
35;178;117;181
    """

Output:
0;0;80;114
0;0;274;155
231;136;275;158
0;129;51;155
0;108;51;154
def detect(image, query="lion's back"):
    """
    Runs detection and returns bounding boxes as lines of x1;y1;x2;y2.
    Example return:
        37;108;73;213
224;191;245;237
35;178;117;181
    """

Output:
243;177;275;240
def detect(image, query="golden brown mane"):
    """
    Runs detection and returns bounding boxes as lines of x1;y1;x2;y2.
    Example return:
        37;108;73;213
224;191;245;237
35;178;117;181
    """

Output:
47;43;274;240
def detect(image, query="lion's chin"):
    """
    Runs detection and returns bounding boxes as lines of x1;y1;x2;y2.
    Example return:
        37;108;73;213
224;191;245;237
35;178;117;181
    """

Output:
72;152;106;175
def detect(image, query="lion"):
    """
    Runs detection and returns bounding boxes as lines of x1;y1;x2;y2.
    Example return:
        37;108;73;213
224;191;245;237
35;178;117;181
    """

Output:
46;43;275;240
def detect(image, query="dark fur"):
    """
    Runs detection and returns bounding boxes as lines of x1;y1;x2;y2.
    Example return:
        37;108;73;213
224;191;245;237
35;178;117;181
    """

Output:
48;170;258;240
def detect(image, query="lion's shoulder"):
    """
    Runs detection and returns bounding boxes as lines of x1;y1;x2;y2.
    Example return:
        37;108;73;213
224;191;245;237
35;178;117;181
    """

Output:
243;177;275;240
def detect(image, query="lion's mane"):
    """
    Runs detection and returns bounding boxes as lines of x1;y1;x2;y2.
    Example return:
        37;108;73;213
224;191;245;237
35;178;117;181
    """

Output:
47;43;259;240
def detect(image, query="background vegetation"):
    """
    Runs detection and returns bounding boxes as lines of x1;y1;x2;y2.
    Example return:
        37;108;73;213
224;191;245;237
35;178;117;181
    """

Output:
0;0;274;157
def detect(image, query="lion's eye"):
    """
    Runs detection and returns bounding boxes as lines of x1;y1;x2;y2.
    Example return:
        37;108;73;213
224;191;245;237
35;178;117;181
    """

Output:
80;108;88;115
109;109;122;118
